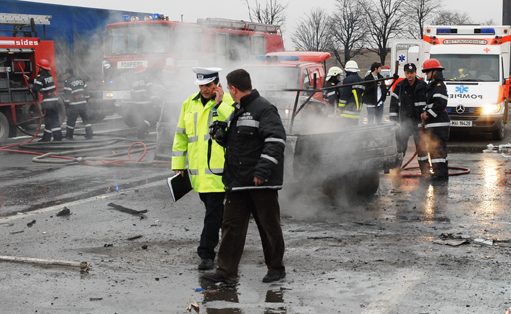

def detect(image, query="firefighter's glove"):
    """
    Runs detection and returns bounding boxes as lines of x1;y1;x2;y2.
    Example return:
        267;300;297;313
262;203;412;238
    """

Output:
209;121;228;142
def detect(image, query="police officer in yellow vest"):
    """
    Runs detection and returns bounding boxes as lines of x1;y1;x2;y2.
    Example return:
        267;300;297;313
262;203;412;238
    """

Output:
172;67;234;270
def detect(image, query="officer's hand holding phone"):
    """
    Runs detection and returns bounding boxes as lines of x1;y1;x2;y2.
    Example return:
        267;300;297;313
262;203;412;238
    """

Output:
214;82;224;105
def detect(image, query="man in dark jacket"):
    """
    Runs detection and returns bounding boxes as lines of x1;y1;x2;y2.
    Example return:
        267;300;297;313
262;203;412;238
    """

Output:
202;68;286;285
389;63;429;174
421;59;450;181
63;68;93;139
339;60;365;126
363;62;386;124
24;59;62;142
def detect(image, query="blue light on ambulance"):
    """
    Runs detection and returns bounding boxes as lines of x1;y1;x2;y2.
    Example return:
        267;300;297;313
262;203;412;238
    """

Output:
481;28;495;34
437;28;451;34
122;15;130;21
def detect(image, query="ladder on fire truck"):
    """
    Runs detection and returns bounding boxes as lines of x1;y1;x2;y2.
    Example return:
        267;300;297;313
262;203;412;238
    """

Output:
197;18;279;34
0;13;52;39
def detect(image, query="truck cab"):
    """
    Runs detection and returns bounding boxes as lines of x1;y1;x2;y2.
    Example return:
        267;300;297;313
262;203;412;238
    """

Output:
391;25;511;140
241;51;331;132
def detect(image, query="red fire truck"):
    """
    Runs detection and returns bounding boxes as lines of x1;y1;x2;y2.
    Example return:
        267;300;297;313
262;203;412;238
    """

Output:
101;15;285;126
0;14;64;144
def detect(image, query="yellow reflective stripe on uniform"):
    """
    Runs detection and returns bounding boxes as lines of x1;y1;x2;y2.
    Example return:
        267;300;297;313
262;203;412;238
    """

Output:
340;114;360;119
176;127;186;134
189;169;199;175
172;151;187;157
205;168;224;175
352;90;361;110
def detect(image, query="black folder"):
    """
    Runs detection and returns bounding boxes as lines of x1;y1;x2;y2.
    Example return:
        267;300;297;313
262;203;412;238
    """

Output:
167;169;193;202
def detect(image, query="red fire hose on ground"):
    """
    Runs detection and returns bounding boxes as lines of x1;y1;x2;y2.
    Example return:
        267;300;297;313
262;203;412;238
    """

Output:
397;121;470;178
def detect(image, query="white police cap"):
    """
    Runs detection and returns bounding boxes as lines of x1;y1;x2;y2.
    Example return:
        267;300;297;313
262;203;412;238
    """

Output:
192;67;222;85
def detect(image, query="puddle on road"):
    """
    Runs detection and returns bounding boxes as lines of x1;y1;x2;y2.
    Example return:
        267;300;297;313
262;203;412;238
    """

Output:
197;278;287;313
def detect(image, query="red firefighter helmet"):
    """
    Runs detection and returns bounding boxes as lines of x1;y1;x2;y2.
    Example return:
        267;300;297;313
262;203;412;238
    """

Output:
135;64;146;74
38;59;51;70
422;58;444;73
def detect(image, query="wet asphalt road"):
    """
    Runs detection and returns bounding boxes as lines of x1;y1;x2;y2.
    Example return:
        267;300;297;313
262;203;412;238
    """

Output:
1;114;511;313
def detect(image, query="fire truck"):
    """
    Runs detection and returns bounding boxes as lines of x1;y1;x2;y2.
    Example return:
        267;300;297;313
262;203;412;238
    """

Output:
0;13;63;144
391;25;511;140
101;15;285;126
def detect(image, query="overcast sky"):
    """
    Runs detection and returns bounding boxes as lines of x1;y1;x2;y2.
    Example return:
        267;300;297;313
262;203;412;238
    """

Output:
20;0;503;50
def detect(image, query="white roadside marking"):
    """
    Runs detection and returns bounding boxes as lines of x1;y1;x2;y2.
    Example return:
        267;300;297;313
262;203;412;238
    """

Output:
0;180;164;223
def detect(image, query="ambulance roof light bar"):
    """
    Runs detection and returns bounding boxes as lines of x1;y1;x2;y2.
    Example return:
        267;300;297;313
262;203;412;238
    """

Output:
436;27;496;35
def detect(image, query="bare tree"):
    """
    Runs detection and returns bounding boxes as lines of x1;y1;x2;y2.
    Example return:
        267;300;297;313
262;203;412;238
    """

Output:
405;0;441;39
330;0;367;68
431;11;473;25
481;18;496;25
291;8;332;51
359;0;407;65
245;0;288;34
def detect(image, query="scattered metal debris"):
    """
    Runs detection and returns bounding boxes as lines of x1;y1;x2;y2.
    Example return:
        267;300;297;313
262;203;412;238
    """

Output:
186;300;199;312
9;230;24;235
27;220;36;227
474;238;494;246
107;203;147;218
0;255;89;272
103;244;113;247
433;233;470;247
141;245;148;249
127;235;143;241
56;207;71;217
89;297;102;301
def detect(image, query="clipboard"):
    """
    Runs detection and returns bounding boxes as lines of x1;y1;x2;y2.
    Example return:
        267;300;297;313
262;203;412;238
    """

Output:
167;169;193;202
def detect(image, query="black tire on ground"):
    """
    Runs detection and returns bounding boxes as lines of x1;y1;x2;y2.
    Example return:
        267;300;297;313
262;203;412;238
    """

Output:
321;169;380;202
492;119;505;141
89;112;106;123
19;103;42;130
121;104;138;127
0;111;9;144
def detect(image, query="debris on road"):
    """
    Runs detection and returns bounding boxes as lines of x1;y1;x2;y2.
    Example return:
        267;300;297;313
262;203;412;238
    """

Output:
103;243;113;247
186;300;200;312
433;233;470;247
141;245;148;249
107;203;147;218
0;255;89;272
127;235;143;241
9;230;24;234
473;238;494;246
27;220;36;227
89;297;103;301
56;207;71;217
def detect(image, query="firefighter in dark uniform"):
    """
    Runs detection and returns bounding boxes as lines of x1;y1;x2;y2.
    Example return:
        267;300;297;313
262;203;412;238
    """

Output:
63;68;93;139
421;59;450;181
389;63;429;175
24;59;62;142
130;64;162;139
323;67;343;107
339;60;365;126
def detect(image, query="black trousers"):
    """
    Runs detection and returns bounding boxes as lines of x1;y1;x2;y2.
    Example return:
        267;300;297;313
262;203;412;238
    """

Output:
425;126;449;179
216;189;285;281
41;108;62;141
397;118;429;174
198;192;225;260
66;104;93;138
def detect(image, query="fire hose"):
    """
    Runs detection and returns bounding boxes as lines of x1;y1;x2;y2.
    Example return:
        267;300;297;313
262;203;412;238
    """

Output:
0;61;169;166
398;120;470;178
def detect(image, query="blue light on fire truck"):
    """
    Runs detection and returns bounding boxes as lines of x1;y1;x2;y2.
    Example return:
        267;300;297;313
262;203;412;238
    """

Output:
109;80;114;85
252;55;300;61
152;14;160;20
122;15;130;21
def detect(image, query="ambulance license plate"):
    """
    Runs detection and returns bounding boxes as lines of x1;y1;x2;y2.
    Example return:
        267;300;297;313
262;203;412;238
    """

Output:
450;120;472;127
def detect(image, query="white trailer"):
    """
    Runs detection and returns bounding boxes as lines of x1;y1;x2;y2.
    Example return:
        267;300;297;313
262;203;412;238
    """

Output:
391;25;511;140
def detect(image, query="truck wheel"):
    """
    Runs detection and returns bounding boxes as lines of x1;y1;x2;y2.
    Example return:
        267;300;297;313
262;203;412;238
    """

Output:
492;119;505;140
89;112;106;123
121;104;138;127
355;169;380;198
19;103;42;130
0;111;9;144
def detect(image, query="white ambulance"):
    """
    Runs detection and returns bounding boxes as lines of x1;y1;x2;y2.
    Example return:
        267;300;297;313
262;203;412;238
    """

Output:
391;25;511;140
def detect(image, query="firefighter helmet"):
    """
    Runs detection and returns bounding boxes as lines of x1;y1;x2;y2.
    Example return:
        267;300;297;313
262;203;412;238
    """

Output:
135;64;146;74
38;59;51;70
327;66;343;77
422;58;444;73
344;60;360;72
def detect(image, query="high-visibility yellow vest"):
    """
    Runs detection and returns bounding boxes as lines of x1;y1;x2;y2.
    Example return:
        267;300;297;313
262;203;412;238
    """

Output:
172;92;234;193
